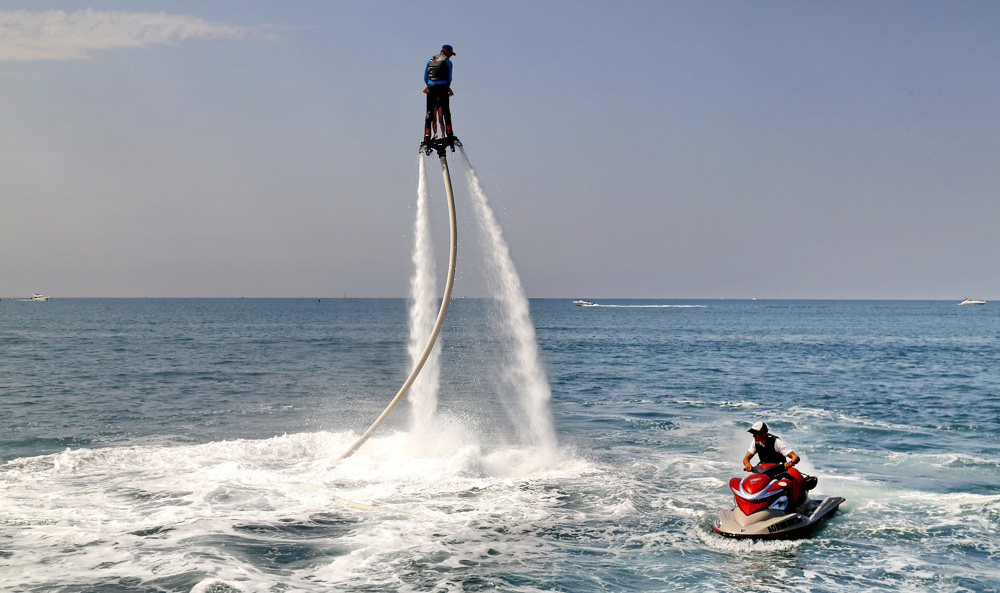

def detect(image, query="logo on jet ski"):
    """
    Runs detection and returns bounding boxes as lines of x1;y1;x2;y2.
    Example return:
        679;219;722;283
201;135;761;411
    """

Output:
767;516;803;533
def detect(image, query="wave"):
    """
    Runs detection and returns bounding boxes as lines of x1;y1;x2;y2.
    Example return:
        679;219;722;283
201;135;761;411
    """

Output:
0;429;598;592
585;304;708;308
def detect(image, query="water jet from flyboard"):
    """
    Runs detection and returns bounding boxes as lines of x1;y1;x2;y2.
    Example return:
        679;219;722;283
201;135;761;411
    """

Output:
334;137;462;462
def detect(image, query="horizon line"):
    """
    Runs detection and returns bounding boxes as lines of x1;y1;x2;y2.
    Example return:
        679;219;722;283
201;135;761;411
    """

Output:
2;296;990;302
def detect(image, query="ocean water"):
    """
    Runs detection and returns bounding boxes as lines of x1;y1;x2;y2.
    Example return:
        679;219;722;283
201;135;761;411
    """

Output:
1;298;998;592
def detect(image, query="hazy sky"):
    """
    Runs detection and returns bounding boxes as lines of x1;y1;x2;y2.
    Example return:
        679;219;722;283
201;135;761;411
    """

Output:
2;1;998;299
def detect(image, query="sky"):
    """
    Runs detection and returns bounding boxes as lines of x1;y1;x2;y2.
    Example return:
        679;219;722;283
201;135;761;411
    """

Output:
1;1;998;299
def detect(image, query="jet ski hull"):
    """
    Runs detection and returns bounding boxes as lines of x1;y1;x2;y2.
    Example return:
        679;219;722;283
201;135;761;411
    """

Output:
713;495;845;540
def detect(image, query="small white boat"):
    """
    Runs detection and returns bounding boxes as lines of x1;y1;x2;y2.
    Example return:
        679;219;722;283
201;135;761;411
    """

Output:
573;300;595;306
958;298;986;305
26;293;51;301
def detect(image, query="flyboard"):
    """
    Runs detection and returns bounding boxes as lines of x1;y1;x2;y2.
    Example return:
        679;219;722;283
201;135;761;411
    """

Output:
334;136;462;462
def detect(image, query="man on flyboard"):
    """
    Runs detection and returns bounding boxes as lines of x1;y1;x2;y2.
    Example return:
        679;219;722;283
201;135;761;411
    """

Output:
423;44;455;142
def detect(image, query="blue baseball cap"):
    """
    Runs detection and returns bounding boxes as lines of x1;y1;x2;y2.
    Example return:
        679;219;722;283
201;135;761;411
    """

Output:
442;45;456;54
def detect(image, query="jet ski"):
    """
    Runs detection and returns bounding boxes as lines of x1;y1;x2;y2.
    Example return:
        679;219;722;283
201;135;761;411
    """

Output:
713;463;844;539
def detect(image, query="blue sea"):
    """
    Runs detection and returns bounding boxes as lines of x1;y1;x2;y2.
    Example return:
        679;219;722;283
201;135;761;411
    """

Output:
2;298;998;592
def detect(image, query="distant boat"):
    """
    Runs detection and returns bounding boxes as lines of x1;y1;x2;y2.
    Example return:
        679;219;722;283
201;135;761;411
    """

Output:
25;293;50;301
958;298;986;305
573;300;595;306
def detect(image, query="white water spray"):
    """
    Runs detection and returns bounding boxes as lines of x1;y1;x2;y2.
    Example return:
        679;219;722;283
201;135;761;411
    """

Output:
408;157;441;440
342;141;555;462
460;147;558;454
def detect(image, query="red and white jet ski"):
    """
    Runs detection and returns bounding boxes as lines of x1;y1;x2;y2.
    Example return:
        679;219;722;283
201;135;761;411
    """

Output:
713;463;844;539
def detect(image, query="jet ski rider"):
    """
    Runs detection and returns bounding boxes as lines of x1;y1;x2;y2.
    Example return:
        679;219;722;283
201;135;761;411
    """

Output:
743;421;805;503
743;421;800;471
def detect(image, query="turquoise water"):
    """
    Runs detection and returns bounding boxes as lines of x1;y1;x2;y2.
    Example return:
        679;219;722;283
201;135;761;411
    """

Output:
2;298;998;592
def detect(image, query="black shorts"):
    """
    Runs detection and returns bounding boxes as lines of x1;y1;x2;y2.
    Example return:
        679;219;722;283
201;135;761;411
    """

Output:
426;85;451;111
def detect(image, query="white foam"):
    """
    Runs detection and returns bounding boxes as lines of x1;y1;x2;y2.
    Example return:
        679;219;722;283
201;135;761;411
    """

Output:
1;431;601;591
589;304;708;308
7;419;997;592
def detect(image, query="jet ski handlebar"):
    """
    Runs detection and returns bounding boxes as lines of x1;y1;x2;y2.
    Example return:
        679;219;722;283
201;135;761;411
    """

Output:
751;464;817;491
752;464;791;478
